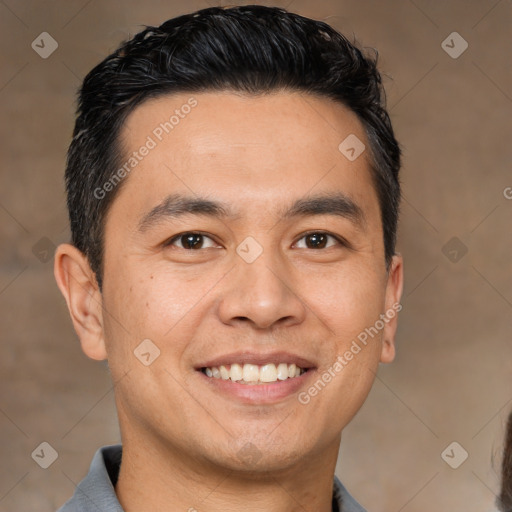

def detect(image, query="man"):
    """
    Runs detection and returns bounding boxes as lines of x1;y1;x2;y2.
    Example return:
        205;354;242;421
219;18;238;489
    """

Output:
54;5;403;511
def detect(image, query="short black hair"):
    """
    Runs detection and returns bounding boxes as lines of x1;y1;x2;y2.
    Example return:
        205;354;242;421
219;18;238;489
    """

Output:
65;4;401;290
499;411;512;510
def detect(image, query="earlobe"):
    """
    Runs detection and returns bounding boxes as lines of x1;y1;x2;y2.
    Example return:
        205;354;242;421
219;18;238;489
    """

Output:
380;338;395;364
380;253;404;364
54;243;108;361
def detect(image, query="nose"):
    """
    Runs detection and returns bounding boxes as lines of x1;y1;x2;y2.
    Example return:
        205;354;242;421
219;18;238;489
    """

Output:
217;252;307;330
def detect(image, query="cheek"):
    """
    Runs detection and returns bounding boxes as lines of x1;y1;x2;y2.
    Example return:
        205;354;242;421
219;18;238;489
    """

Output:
102;263;221;364
309;264;386;341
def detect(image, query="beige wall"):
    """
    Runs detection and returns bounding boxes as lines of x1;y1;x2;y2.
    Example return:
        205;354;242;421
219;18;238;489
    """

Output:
1;1;511;510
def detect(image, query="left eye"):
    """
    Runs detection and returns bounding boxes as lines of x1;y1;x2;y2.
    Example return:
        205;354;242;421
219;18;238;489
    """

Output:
294;232;342;250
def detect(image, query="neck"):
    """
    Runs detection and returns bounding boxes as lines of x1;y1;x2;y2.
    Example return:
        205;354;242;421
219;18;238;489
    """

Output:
115;430;341;512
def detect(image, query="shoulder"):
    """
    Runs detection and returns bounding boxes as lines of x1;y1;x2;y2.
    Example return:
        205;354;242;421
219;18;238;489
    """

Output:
333;474;367;512
56;444;124;512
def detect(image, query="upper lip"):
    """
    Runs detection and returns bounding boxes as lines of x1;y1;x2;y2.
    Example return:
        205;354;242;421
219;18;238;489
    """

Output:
196;351;317;370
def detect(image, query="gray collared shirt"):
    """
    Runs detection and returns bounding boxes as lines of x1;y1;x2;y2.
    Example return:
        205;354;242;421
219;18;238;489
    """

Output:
57;444;367;512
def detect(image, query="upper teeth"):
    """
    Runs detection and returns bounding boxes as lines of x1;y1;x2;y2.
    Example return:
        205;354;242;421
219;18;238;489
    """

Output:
203;363;304;383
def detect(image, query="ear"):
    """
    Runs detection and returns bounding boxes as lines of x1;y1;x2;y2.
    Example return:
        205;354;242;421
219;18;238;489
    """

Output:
54;243;107;361
380;253;404;364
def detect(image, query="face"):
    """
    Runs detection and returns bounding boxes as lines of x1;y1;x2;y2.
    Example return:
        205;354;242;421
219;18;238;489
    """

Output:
57;91;403;474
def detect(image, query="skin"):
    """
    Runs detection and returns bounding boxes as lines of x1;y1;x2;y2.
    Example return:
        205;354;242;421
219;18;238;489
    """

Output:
55;90;403;512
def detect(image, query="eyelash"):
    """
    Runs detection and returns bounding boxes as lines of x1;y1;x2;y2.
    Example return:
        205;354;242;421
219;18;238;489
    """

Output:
164;231;348;250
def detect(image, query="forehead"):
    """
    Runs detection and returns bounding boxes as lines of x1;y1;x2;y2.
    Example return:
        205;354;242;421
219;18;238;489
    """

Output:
121;90;365;155
110;90;380;227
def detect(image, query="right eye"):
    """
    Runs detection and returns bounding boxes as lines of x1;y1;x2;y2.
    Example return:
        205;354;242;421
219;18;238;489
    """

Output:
164;232;219;250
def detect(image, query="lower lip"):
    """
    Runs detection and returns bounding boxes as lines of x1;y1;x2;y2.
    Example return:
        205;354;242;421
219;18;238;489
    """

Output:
196;370;316;404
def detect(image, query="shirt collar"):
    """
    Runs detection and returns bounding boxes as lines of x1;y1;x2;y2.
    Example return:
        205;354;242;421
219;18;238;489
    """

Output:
57;444;366;512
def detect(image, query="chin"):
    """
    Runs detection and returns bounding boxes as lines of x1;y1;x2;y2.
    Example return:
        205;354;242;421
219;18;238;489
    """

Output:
212;440;310;476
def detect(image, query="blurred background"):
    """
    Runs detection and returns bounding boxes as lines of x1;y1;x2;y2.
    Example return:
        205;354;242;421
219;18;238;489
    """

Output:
0;0;511;510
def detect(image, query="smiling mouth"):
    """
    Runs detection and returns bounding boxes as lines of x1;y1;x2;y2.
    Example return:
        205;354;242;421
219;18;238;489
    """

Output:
200;363;308;385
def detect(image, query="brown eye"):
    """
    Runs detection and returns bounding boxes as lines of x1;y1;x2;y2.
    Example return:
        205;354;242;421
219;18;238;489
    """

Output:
305;233;328;249
166;232;217;250
295;232;342;250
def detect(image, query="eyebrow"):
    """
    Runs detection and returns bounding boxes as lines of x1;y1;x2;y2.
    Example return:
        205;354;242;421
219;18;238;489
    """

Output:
137;192;366;232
